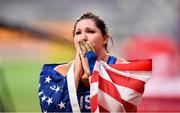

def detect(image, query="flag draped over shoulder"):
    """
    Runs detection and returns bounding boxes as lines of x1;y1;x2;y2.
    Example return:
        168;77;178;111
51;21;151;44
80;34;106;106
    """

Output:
90;59;152;112
38;59;152;112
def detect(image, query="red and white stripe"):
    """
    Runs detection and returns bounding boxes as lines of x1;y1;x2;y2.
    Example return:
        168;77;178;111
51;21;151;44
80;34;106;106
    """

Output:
90;59;152;112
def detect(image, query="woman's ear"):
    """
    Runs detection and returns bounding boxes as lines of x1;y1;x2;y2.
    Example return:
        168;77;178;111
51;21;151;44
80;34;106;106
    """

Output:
103;36;109;45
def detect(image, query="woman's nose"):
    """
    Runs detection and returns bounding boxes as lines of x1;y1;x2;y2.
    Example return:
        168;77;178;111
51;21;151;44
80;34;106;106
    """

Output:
81;33;88;41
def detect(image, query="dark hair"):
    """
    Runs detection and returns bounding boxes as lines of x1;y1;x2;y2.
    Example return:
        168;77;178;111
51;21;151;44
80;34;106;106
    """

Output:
73;12;113;52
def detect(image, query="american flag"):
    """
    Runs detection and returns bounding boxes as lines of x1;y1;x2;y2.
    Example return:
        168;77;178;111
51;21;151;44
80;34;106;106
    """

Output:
38;59;152;112
90;59;152;112
38;64;73;112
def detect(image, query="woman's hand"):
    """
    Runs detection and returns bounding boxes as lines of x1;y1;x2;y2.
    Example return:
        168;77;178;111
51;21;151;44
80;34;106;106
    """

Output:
73;40;97;88
79;41;97;77
74;41;84;89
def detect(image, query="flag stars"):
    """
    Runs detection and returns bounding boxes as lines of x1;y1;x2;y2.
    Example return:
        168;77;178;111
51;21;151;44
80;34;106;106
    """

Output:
45;76;51;83
58;101;66;109
55;86;60;92
46;97;53;105
50;85;56;90
38;83;41;88
43;110;47;113
49;85;60;92
41;95;47;102
38;91;43;96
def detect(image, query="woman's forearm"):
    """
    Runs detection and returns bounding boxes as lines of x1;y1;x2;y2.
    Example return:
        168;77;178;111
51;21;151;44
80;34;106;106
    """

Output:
74;53;83;89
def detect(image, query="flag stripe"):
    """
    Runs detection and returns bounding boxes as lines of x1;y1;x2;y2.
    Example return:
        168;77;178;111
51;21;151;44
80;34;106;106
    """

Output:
90;94;98;112
99;75;121;102
90;82;98;98
98;105;109;112
121;99;137;112
115;84;142;106
125;71;152;82
97;64;146;94
100;60;151;82
66;62;81;112
106;70;145;93
110;59;152;71
98;89;126;112
96;65;143;106
94;106;99;113
98;75;138;111
91;71;99;83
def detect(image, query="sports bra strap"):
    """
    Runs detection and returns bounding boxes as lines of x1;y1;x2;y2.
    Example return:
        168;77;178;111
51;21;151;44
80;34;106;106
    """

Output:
107;55;117;64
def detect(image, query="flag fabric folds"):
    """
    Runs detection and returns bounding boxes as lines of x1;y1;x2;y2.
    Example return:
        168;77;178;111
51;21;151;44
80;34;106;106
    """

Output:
38;64;73;112
90;59;152;112
38;59;152;112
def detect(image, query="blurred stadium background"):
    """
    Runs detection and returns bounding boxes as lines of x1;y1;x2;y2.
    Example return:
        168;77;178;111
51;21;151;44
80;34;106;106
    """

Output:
0;0;180;112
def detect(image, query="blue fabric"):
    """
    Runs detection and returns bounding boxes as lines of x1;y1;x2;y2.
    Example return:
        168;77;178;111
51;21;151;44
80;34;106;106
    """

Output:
38;55;117;112
39;64;72;112
107;55;117;64
84;51;117;75
84;51;97;75
77;81;90;112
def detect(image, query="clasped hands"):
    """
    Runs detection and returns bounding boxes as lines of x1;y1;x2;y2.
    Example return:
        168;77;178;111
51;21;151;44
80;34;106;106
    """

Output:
76;40;97;77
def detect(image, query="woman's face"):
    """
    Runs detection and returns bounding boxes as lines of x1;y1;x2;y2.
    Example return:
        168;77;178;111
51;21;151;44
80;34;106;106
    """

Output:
73;19;107;53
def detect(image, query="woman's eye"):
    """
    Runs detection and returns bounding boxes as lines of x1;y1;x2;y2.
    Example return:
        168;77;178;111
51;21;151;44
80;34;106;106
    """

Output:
87;30;95;33
75;31;81;35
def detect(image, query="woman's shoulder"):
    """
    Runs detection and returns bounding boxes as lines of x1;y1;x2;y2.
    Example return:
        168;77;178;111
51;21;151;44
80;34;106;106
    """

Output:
41;61;73;76
53;61;73;76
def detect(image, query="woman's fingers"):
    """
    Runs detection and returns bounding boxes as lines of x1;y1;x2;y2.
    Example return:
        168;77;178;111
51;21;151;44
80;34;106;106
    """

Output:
84;42;92;52
79;41;91;76
87;42;95;52
79;53;91;76
81;41;95;52
75;41;83;57
80;41;87;56
78;41;95;57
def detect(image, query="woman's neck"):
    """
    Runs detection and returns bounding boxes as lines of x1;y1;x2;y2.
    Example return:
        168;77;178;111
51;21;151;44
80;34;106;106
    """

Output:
96;49;109;62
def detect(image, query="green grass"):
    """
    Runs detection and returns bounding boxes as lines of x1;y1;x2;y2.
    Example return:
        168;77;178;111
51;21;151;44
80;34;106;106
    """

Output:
1;60;43;112
1;58;75;111
0;42;76;112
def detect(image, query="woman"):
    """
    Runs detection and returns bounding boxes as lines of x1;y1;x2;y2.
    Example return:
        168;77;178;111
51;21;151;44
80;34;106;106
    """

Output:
38;12;152;112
